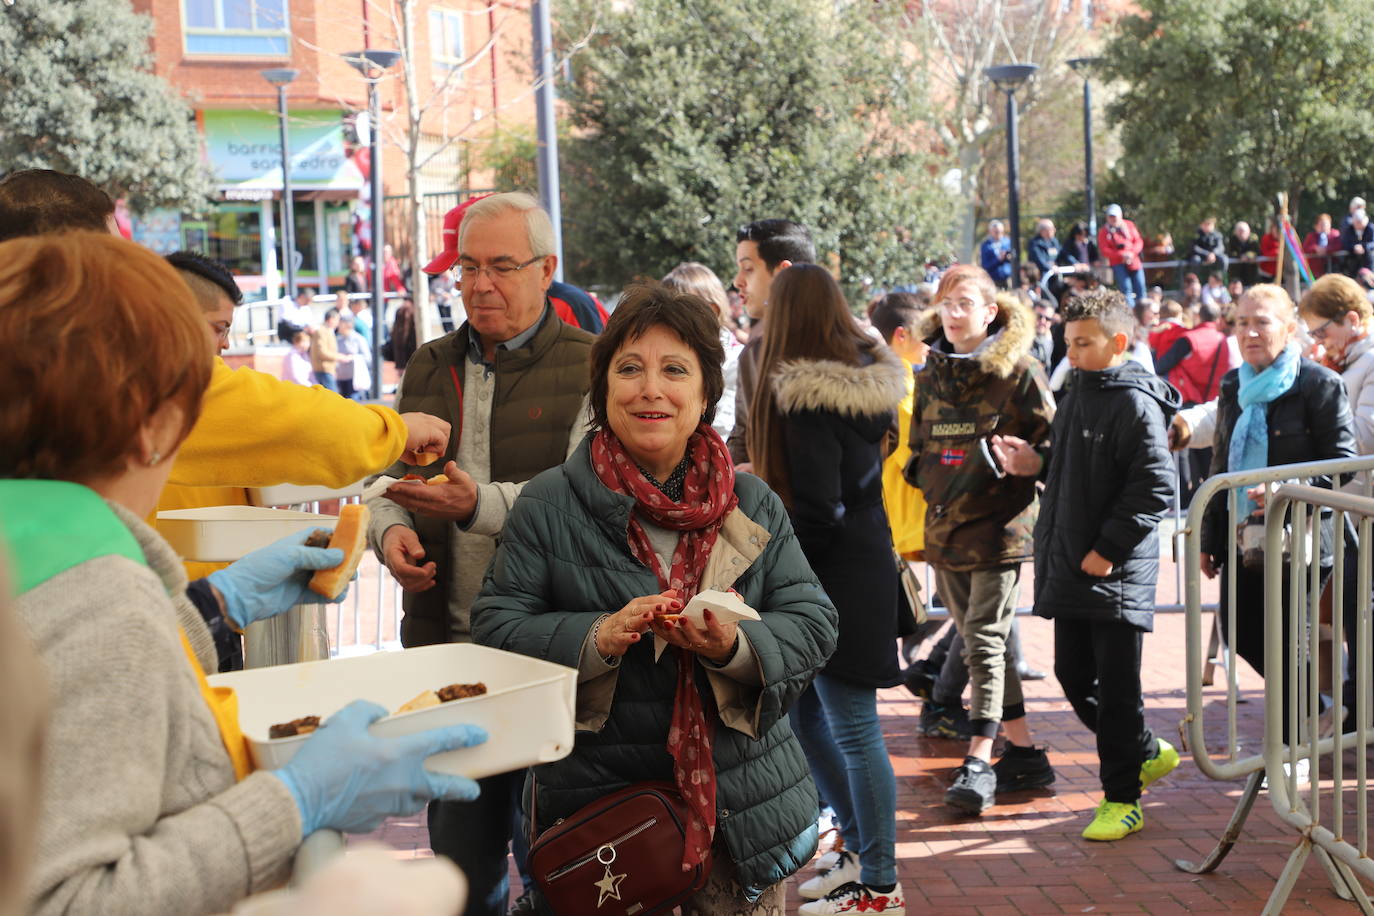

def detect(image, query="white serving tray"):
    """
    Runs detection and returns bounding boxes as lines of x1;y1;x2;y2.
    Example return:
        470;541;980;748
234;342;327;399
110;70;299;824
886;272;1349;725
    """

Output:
156;506;329;562
248;479;367;508
209;643;577;780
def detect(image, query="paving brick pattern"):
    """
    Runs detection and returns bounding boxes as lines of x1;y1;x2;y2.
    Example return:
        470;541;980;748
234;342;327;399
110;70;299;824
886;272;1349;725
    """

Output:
355;604;1371;914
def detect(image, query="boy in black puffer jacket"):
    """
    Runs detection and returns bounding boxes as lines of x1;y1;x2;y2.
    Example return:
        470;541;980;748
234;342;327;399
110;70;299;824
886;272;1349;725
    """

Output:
992;288;1181;842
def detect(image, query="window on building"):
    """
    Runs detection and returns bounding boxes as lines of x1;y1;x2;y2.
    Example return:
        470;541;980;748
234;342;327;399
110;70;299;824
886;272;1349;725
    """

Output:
184;0;290;56
429;8;465;74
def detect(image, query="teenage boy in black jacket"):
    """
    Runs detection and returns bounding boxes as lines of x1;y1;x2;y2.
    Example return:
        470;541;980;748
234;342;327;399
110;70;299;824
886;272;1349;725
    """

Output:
991;288;1182;841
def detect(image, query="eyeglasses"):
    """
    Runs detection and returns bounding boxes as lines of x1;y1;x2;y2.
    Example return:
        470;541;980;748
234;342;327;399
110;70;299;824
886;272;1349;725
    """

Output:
938;298;985;315
1308;319;1335;341
457;255;545;283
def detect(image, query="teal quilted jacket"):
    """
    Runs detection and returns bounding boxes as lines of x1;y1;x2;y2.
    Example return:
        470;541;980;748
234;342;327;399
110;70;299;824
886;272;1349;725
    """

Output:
471;436;838;899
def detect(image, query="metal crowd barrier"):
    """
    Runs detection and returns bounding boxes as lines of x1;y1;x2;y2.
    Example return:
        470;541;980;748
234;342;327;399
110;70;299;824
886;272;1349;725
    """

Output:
230;291;408;351
1039;252;1351;300
1260;485;1374;914
1176;455;1374;903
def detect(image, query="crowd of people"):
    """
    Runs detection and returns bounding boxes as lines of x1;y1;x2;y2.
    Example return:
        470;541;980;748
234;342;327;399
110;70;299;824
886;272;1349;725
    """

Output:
1;168;1370;916
982;197;1374;311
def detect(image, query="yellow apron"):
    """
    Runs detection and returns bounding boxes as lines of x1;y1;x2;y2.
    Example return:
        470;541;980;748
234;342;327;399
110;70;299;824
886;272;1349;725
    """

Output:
178;628;254;780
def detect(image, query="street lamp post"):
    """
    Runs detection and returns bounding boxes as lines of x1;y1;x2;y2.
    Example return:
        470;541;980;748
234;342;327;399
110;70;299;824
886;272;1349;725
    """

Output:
346;49;402;400
261;68;299;299
1067;57;1104;236
984;64;1039;272
530;0;564;279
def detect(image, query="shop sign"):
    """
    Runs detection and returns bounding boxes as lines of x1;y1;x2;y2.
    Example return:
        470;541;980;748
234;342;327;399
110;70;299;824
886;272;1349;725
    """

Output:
202;109;365;190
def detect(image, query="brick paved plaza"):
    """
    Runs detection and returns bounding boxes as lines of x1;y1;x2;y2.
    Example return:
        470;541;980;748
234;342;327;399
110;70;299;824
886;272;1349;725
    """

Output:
355;605;1371;914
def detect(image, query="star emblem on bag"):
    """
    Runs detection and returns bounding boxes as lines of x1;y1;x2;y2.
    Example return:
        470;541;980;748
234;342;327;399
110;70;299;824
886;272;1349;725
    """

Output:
594;865;626;907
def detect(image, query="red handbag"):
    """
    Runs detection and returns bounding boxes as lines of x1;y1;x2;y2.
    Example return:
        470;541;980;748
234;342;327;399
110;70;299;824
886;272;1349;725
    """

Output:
528;782;712;914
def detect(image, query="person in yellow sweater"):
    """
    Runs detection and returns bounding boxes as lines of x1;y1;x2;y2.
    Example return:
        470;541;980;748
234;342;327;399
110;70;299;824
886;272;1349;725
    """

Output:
157;252;449;580
0;175;448;566
870;292;932;560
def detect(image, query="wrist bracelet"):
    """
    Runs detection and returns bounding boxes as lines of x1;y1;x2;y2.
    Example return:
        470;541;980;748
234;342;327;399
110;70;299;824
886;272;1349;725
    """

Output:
591;614;618;666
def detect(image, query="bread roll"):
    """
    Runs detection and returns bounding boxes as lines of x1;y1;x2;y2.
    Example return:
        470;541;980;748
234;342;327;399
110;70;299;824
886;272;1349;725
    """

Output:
414;451;441;466
308;503;371;600
395;690;442;714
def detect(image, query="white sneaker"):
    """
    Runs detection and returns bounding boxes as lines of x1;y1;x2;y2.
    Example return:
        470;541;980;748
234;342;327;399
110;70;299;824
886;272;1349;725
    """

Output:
798;850;860;901
799;881;906;915
1262;757;1311;789
814;848;842;872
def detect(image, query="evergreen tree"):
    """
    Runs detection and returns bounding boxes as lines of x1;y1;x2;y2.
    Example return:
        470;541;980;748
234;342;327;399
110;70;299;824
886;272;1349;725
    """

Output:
556;0;954;297
1100;0;1374;231
0;0;212;210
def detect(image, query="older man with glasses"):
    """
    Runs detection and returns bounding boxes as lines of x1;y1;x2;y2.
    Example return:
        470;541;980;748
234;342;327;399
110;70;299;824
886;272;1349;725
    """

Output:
364;191;595;916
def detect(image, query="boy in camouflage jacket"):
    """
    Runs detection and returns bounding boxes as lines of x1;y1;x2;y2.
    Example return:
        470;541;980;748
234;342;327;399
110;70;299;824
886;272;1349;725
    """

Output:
904;265;1056;815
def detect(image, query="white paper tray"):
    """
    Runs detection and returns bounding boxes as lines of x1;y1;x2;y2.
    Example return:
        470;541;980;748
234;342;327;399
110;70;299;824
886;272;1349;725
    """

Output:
249;480;367;507
208;643;577;780
156;506;329;562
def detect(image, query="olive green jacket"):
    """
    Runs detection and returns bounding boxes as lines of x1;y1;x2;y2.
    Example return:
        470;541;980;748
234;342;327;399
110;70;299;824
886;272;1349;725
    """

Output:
368;305;594;646
904;295;1055;570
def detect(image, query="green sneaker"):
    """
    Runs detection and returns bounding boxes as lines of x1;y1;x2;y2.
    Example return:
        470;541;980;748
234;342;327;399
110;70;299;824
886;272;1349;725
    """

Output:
1082;799;1144;841
1140;737;1180;790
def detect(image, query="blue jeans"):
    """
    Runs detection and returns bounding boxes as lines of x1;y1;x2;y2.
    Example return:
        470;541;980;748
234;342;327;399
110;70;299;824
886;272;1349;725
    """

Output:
1112;264;1146;306
812;674;898;887
790;684;859;852
314;371;337;393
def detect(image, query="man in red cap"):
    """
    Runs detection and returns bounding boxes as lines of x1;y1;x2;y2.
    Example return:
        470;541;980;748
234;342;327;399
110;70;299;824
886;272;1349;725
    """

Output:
424;194;607;333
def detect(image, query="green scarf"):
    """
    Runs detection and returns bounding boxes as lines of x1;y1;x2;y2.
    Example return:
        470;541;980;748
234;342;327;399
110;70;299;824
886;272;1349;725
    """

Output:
0;480;147;595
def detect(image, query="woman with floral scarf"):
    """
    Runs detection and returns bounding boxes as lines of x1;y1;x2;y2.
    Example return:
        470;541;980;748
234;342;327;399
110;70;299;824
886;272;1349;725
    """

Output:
471;283;837;914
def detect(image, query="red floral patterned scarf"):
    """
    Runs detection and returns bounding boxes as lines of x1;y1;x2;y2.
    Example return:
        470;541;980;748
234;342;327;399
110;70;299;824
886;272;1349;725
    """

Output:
589;422;738;870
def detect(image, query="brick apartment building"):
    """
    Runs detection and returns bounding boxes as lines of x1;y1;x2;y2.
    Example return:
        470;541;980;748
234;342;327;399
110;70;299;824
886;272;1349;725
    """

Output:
129;0;537;300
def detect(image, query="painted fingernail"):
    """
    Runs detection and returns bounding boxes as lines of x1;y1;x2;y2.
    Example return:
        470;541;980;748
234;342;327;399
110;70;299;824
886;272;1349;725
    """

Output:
704;608;714;621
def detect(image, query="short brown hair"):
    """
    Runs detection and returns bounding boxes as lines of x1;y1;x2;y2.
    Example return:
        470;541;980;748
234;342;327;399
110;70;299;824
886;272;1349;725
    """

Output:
933;263;998;307
0;233;212;481
870;292;924;344
0;169;114;242
588;282;725;430
1299;273;1372;325
1062;287;1134;340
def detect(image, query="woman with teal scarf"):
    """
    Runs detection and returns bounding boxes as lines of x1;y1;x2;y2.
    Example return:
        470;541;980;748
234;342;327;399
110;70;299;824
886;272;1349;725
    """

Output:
1200;284;1355;744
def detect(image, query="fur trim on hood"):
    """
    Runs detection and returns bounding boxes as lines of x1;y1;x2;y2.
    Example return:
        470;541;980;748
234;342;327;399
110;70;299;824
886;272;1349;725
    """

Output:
918;292;1037;379
771;345;908;417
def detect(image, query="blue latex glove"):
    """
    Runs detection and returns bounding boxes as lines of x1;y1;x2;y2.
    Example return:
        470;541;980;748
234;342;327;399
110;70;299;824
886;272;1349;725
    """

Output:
272;700;486;836
205;528;346;629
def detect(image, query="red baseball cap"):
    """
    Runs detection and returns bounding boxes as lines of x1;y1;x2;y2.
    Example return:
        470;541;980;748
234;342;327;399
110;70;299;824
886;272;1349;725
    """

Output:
422;193;494;275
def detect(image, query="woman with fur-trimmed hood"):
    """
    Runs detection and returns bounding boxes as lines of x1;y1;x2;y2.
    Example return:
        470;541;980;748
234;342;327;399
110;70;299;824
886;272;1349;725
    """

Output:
903;264;1057;818
749;264;909;915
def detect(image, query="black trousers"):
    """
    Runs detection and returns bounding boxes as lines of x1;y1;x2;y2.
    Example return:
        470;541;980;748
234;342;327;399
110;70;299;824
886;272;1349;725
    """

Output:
428;769;523;916
1053;618;1156;803
1219;561;1298;744
1340;536;1369;720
